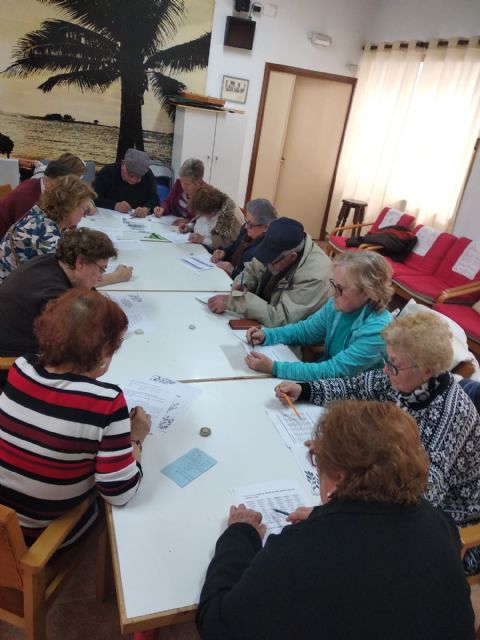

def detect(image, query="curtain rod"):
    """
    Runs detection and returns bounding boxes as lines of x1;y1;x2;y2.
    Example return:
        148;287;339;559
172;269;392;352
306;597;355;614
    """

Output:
365;37;479;51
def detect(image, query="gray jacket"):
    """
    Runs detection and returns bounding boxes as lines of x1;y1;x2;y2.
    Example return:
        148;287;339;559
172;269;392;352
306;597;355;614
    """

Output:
226;234;332;327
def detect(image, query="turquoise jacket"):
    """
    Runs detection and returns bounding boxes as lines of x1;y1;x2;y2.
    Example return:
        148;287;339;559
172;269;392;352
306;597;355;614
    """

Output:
263;298;391;381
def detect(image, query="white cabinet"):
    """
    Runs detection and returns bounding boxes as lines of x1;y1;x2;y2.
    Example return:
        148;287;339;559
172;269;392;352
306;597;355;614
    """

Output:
172;106;246;204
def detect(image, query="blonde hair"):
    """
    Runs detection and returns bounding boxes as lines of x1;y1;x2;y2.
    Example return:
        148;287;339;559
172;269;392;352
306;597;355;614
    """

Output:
334;252;393;311
56;152;87;177
381;311;453;375
39;175;95;225
314;400;429;505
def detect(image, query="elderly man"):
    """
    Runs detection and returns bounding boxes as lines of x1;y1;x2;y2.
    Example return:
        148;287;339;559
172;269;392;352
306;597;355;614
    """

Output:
93;148;158;216
211;198;277;278
208;217;332;327
0;160;71;240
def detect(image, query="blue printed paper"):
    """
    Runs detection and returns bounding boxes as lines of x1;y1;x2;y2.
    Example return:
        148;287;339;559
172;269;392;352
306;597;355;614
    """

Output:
161;448;217;488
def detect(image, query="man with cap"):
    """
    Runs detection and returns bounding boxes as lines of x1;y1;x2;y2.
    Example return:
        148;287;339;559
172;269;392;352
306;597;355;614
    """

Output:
93;148;158;216
208;217;332;327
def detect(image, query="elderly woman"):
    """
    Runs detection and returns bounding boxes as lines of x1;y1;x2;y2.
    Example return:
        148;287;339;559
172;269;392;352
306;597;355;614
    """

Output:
245;251;392;379
0;288;151;546
0;174;94;281
179;185;244;250
153;157;206;223
275;311;480;575
197;400;475;639
210;198;277;278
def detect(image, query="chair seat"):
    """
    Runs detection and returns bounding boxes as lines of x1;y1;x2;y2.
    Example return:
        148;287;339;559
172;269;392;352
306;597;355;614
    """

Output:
393;275;480;305
327;236;360;253
432;304;480;342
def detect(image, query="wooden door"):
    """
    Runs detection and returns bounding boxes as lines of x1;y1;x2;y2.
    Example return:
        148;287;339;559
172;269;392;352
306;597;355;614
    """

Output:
248;65;355;239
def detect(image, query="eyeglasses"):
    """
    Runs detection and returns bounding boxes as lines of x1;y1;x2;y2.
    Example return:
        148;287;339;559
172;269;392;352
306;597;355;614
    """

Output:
245;220;264;228
382;354;418;376
92;261;107;274
329;278;344;296
307;449;317;468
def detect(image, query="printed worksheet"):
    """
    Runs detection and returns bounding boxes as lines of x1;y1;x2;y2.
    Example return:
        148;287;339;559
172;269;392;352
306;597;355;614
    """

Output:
114;239;146;251
121;376;201;432
106;293;155;334
232;331;299;363
232;479;310;541
266;404;325;448
181;255;215;271
163;231;191;244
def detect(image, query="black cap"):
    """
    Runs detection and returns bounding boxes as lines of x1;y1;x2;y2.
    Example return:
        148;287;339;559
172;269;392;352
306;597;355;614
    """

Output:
254;217;305;264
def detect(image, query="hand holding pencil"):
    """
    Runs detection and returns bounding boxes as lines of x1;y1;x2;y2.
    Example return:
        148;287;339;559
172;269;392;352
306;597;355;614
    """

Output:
274;381;302;405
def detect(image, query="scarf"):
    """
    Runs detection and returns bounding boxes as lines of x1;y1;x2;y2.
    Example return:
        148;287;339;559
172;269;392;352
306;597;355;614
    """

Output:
396;372;450;410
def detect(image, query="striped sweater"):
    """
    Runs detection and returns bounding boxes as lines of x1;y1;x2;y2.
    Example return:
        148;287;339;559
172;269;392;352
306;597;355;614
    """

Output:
0;355;141;545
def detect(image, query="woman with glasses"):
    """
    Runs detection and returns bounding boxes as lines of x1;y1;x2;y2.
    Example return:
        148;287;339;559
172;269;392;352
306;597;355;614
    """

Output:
0;288;151;547
178;185;245;251
0;175;94;281
197;400;475;640
275;311;480;575
210;198;277;278
245;251;392;379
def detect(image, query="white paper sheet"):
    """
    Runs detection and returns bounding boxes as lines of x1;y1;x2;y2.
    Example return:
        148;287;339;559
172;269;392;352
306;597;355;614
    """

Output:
266;404;325;448
378;208;402;229
181;255;215;271
163;231;191;244
114;239;147;252
123;218;150;233
155;215;179;227
232;479;310;541
412;226;440;256
232;332;299;363
121;377;201;432
106;293;155;334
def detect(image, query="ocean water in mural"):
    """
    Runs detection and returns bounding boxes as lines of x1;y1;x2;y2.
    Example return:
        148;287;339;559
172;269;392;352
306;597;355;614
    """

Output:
0;112;173;166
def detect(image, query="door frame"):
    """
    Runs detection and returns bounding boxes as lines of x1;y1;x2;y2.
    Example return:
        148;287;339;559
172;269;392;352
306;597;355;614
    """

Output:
246;63;356;240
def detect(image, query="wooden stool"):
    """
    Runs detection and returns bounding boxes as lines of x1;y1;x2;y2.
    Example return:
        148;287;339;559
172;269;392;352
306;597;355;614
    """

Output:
335;199;368;236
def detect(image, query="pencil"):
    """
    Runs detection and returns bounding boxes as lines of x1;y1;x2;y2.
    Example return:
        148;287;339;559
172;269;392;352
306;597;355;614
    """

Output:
283;393;302;418
272;508;289;516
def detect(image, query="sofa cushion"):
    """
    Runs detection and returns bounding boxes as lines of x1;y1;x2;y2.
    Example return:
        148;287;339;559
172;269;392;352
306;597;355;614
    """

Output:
432;304;480;343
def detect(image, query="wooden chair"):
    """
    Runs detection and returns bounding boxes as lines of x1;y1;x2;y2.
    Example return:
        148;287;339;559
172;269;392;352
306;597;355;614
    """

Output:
0;493;109;640
0;183;12;200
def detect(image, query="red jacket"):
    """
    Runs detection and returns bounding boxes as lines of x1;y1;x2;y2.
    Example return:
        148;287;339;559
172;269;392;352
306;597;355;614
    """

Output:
161;178;207;219
0;179;42;240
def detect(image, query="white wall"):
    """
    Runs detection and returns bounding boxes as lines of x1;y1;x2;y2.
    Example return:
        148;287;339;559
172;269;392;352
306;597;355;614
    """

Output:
367;0;480;42
454;149;480;241
206;0;377;204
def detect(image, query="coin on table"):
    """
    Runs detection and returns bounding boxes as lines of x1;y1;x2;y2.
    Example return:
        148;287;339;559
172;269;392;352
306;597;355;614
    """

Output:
188;324;196;330
199;427;211;437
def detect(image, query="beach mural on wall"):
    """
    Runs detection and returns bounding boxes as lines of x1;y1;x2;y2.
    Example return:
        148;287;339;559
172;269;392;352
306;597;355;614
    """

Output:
0;0;214;166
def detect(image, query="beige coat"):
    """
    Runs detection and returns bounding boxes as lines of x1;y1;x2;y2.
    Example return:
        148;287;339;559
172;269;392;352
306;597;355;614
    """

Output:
226;234;332;327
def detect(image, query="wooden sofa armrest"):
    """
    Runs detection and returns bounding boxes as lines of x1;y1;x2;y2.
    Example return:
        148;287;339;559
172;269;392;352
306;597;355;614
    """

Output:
21;493;97;572
358;243;383;251
460;522;480;552
329;221;374;235
435;281;480;304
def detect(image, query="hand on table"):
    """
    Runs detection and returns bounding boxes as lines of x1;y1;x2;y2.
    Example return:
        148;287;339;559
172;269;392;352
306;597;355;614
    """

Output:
114;200;132;213
153;206;165;217
178;221;189;233
189;232;204;244
228;504;266;538
287;506;314;525
97;264;133;287
274;381;302;404
130;406;151;442
211;249;226;263
246;327;265;346
208;295;229;314
172;218;185;226
216;261;234;275
133;207;149;218
245;352;274;374
84;199;96;216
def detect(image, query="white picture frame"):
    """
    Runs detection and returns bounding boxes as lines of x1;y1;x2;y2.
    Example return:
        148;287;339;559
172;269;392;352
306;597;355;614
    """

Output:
221;75;249;104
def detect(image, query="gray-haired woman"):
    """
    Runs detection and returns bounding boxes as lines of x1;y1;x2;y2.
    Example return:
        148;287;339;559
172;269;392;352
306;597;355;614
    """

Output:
246;251;393;379
211;198;277;277
153;157;205;223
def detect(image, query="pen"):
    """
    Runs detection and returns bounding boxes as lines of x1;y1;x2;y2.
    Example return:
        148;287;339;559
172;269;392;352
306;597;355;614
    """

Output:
272;508;289;516
240;272;244;290
283;393;302;418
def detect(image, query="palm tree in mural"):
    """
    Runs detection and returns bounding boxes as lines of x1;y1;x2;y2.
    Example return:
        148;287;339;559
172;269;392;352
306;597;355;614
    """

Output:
4;0;211;160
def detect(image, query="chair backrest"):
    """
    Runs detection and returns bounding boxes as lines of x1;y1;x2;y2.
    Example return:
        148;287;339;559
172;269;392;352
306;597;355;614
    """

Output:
83;160;96;183
149;161;173;188
0;183;12;200
438;238;480;289
0;504;27;590
400;225;457;274
370;207;415;234
0;158;20;189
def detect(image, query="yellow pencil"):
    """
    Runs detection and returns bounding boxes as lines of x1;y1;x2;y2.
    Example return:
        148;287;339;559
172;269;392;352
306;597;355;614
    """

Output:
283;393;302;418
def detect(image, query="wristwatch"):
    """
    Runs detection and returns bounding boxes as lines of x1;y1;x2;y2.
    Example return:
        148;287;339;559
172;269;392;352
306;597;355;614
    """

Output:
131;438;143;452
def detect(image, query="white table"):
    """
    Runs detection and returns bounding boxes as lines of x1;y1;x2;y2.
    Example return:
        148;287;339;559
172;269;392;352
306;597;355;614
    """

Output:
107;378;318;633
101;242;232;292
101;291;277;382
80;208;179;240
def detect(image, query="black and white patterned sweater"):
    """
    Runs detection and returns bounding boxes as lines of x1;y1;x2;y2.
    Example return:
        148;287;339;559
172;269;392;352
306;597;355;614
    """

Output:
300;370;480;574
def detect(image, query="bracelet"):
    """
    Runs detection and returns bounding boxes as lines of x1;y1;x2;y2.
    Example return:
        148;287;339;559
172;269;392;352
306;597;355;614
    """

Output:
131;438;142;452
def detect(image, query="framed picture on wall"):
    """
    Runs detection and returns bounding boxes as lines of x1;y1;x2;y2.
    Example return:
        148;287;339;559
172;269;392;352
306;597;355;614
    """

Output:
221;75;249;104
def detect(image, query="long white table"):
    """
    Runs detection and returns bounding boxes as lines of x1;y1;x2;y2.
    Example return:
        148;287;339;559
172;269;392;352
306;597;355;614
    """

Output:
101;291;277;382
108;378;318;633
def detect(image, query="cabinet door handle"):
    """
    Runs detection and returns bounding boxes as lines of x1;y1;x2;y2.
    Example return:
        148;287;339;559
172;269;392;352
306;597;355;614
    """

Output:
214;155;218;161
206;154;211;160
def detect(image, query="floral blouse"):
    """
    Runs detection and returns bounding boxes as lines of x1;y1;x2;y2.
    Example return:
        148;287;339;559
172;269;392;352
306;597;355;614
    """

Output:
0;205;61;281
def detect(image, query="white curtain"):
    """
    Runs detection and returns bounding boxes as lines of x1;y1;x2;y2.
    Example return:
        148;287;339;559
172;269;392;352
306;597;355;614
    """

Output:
328;39;480;232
